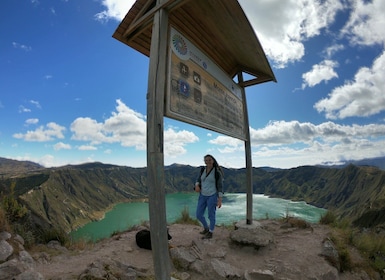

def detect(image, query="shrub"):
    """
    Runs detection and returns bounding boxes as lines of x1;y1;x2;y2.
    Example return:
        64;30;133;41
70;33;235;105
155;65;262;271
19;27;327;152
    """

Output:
39;227;70;247
352;230;385;273
329;231;353;272
1;183;28;223
0;206;11;232
174;206;199;225
319;210;337;225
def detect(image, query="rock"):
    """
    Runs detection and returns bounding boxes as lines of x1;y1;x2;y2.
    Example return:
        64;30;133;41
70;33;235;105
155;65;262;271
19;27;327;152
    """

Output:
14;269;44;280
0;259;24;280
244;269;274;280
0;231;12;241
0;231;44;280
18;250;35;269
320;238;340;270
207;246;226;258
170;246;197;269
14;234;25;246
173;271;191;280
189;259;209;276
47;240;68;252
78;258;144;280
33;252;51;264
210;258;242;279
230;227;274;248
0;239;13;262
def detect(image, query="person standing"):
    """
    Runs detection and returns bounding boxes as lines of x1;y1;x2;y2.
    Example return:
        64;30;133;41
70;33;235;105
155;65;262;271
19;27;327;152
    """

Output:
194;154;224;239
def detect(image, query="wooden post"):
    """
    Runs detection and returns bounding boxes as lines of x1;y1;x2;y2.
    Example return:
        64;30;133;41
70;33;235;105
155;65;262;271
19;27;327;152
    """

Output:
238;72;253;224
147;1;171;279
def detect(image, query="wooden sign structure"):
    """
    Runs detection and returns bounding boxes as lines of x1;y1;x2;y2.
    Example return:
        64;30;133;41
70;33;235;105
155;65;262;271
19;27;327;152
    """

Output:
113;0;276;279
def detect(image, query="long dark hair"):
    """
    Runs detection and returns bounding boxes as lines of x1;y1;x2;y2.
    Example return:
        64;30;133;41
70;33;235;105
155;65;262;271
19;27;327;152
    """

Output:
204;154;223;177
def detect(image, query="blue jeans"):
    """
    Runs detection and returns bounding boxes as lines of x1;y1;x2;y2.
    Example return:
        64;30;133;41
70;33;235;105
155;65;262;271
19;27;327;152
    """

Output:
196;193;218;232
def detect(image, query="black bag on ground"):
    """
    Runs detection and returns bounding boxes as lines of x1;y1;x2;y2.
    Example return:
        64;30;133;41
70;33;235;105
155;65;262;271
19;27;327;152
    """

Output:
135;229;172;250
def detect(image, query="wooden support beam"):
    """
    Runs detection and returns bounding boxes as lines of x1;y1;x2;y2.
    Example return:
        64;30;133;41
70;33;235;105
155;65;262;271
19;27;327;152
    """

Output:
146;1;171;279
238;72;253;224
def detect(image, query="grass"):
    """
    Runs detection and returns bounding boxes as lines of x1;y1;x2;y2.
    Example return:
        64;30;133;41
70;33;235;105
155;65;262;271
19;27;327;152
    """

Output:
320;210;385;277
174;206;200;225
3;196;385;278
0;207;11;232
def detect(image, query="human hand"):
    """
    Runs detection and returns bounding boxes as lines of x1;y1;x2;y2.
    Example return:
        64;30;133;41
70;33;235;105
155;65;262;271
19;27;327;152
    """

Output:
217;197;222;208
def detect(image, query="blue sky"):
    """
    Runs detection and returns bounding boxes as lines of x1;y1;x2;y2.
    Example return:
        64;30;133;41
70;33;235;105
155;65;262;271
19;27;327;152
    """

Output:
1;0;385;169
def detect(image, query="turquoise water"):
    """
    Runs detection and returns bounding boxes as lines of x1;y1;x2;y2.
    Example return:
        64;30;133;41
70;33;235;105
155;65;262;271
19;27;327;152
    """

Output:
70;193;327;242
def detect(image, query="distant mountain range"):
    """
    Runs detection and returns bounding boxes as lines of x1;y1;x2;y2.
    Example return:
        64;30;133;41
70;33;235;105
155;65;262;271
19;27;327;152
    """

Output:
0;157;44;177
1;156;385;233
318;156;385;170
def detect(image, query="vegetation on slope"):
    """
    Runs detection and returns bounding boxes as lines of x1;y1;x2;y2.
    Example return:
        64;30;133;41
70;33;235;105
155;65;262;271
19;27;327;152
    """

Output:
2;157;385;276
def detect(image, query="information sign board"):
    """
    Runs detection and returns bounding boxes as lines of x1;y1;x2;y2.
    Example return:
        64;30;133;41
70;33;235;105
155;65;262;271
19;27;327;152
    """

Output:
165;27;246;140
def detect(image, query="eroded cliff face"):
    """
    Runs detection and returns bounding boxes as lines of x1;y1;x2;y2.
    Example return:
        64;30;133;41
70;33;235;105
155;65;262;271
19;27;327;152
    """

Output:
7;161;385;232
19;165;149;232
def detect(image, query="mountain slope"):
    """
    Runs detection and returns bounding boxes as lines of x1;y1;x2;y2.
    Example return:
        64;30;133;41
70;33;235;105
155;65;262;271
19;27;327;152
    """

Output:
260;165;385;227
0;157;43;178
1;158;385;232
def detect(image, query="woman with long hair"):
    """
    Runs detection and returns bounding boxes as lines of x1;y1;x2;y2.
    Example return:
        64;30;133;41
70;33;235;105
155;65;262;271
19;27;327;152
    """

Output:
194;154;224;239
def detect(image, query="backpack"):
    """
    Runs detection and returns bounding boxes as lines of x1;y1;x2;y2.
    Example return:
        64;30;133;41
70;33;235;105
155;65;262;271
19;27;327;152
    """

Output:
199;166;223;192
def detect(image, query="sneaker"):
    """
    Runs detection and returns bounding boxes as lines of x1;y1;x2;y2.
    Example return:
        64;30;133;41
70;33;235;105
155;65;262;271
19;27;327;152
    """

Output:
199;228;209;235
202;232;213;239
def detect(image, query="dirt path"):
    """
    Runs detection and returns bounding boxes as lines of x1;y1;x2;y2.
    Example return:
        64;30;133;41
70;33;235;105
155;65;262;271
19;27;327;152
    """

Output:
34;221;372;279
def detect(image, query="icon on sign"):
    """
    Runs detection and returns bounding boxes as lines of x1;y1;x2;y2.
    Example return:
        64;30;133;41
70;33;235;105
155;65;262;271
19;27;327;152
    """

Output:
179;62;189;78
178;79;190;97
193;71;201;85
194;88;202;103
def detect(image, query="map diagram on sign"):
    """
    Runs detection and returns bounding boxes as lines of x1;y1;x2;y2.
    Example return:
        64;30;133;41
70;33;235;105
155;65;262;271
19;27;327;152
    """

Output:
166;27;246;140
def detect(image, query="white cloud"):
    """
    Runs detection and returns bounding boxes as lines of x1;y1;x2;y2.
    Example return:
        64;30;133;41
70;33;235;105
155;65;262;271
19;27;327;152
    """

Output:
209;136;243;154
164;127;199;157
95;0;135;22
323;44;344;59
312;0;385;120
103;99;147;149
342;0;385;46
238;0;345;68
249;120;385;145
12;42;32;52
18;106;31;113
30;100;41;109
13;122;66;142
314;52;385;119
207;120;385;168
25;118;39;125
252;137;385;169
302;60;339;89
78;145;97;151
70;99;198;157
96;0;344;68
71;117;108;144
54;142;71;151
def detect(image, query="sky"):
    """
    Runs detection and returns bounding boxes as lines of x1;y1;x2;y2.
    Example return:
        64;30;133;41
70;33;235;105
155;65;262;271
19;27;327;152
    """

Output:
1;0;385;170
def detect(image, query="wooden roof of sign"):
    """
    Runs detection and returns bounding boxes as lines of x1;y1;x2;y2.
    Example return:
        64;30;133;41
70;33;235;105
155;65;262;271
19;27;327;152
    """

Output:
112;0;276;87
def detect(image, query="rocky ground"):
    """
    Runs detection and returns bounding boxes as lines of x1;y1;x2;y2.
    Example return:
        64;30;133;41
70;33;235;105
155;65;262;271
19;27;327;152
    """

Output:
28;219;379;280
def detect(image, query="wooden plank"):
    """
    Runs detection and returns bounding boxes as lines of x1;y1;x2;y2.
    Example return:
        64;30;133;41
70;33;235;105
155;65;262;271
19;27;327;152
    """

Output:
169;9;235;74
146;1;171;279
113;0;276;85
238;72;253;224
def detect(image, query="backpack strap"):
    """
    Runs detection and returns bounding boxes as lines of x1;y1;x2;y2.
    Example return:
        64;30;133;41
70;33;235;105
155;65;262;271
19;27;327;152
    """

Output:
199;166;223;193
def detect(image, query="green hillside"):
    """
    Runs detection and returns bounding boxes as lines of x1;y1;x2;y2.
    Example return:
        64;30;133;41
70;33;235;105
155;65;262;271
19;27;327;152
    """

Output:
1;158;385;232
